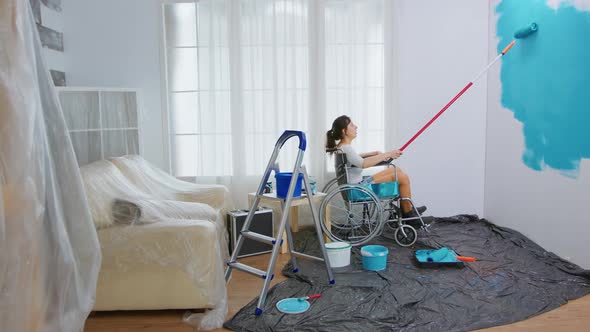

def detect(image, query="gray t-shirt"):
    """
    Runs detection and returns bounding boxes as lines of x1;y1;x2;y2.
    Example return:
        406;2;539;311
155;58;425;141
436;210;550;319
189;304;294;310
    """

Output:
339;144;364;184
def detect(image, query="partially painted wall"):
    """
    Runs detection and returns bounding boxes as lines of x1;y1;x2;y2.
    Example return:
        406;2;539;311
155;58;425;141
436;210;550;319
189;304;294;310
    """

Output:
486;0;590;268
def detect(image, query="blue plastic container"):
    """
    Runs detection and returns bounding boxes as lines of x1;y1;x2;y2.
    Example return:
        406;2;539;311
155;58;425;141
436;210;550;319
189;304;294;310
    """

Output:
371;181;399;198
348;183;374;201
348;181;399;201
275;172;303;198
360;245;389;271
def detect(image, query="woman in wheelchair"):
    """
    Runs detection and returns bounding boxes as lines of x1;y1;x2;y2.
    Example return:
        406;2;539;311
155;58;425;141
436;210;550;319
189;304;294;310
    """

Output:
326;115;427;220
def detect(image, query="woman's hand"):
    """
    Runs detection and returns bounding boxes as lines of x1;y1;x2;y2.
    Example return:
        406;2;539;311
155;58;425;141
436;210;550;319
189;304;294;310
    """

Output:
362;150;401;168
385;150;403;160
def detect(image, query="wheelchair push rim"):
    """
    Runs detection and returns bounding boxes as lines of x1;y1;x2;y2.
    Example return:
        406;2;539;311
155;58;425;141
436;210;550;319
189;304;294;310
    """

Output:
319;184;384;246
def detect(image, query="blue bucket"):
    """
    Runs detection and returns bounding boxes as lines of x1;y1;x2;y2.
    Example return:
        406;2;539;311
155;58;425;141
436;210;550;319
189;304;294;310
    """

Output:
360;245;389;271
275;172;303;198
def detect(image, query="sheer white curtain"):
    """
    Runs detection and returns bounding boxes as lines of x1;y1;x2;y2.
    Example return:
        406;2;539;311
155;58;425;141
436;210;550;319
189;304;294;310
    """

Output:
324;0;387;166
164;1;232;177
163;0;393;207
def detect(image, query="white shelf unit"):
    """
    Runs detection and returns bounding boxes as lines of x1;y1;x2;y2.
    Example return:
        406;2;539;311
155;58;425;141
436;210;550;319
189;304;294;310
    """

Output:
57;87;142;166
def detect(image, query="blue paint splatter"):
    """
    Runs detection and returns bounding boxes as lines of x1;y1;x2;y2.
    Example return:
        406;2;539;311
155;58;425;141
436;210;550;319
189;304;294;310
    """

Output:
496;0;590;178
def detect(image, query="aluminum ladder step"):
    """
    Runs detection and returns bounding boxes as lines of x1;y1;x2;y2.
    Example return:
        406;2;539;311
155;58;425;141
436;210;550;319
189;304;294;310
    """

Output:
227;262;272;279
240;231;276;246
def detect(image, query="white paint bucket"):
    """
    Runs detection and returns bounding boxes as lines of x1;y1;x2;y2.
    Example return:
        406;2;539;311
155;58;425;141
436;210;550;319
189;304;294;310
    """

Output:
324;241;352;267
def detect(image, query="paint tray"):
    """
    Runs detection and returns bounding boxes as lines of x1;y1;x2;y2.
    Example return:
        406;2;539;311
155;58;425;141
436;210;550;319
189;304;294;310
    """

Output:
415;248;464;267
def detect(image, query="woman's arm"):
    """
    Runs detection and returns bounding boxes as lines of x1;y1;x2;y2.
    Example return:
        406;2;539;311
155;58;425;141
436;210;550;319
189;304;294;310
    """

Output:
361;150;402;168
359;151;380;158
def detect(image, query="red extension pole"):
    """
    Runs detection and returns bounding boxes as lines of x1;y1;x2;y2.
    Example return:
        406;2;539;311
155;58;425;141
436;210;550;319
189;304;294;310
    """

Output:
399;41;516;152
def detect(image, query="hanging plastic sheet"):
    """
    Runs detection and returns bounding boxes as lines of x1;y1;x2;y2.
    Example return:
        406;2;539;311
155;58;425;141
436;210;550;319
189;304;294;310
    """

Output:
0;1;101;331
225;215;590;331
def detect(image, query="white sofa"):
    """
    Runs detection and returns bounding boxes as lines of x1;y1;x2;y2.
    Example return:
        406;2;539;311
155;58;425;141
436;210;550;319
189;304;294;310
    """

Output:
80;156;231;311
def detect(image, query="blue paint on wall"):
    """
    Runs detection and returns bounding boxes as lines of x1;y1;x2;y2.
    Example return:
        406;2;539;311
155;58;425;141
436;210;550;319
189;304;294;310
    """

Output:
496;0;590;178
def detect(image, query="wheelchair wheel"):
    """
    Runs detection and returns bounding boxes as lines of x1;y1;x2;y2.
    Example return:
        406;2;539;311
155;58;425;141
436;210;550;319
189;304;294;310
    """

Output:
321;176;341;194
394;224;417;247
320;184;383;246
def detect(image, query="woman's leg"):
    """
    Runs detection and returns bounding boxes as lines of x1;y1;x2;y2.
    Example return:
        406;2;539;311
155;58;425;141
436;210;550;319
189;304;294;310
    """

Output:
372;167;412;213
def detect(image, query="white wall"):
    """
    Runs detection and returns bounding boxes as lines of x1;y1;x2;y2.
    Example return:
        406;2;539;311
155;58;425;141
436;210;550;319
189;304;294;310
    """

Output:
39;2;66;73
485;0;590;268
62;0;167;170
393;0;489;217
62;0;490;216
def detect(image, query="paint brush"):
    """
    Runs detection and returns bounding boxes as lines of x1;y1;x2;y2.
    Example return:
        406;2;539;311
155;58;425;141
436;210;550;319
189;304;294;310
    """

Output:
297;294;322;302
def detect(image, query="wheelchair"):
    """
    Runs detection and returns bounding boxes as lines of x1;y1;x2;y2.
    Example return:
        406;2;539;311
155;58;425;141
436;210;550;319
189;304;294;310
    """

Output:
319;150;429;247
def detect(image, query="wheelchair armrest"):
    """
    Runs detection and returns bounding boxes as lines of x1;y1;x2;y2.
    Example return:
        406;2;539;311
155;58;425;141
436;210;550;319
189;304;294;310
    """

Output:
374;158;394;167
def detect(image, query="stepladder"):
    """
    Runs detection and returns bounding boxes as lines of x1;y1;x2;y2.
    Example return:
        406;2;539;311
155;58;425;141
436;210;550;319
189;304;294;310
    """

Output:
224;130;335;315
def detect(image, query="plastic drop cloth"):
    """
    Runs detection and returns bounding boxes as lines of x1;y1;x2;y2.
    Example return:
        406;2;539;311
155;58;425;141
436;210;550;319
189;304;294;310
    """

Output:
79;155;232;330
225;215;590;332
0;1;101;331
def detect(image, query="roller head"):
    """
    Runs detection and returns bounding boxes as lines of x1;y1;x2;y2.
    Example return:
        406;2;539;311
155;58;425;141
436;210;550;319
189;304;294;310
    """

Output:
514;22;538;39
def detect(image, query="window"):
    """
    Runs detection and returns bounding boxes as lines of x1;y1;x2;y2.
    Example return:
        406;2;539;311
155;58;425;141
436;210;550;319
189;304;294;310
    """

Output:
58;88;141;166
163;1;231;177
162;0;388;178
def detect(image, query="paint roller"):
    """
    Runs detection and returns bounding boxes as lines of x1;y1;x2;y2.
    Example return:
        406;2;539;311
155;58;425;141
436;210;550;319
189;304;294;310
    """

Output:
514;22;539;39
399;23;539;152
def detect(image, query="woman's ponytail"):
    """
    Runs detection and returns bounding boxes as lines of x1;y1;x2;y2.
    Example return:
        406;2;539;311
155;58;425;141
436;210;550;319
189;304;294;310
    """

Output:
325;115;351;154
326;129;337;151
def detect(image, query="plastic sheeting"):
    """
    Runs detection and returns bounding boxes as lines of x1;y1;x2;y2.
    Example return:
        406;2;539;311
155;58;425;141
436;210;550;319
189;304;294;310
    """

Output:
225;215;590;331
111;155;231;214
79;155;232;330
80;159;224;228
0;1;101;331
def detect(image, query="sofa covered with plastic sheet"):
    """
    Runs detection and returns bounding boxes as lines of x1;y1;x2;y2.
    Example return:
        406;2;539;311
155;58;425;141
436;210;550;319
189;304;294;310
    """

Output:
79;155;232;321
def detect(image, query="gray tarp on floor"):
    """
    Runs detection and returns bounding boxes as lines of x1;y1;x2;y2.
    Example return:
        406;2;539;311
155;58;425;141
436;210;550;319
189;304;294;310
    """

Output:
225;215;590;331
